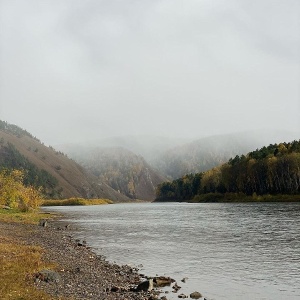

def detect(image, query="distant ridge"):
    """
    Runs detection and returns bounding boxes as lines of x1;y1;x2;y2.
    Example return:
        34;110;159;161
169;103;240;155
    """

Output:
153;130;300;179
58;145;168;200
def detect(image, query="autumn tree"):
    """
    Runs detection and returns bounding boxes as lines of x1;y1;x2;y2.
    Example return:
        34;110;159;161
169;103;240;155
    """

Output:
0;169;42;211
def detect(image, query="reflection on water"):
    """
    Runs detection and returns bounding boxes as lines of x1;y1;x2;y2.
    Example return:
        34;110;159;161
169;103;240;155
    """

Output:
44;202;300;300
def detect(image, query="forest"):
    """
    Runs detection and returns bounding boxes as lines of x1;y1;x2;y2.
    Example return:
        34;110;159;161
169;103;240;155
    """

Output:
156;140;300;202
0;142;60;198
0;120;39;141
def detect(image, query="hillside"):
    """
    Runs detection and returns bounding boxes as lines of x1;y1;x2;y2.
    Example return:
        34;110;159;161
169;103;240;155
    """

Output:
57;135;190;163
0;121;129;201
156;140;300;202
60;146;167;200
153;130;300;179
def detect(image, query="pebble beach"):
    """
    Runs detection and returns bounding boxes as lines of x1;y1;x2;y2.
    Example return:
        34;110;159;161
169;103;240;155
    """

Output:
0;216;163;300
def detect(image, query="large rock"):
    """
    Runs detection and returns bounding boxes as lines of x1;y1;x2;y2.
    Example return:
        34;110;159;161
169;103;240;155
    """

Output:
153;276;175;287
136;279;153;292
190;291;202;299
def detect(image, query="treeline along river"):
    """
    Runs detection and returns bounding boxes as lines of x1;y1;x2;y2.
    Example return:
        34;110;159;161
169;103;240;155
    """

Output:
45;202;300;300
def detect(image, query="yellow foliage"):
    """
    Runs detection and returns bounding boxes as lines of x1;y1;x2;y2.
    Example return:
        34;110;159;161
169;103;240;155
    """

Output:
278;143;288;154
0;169;42;211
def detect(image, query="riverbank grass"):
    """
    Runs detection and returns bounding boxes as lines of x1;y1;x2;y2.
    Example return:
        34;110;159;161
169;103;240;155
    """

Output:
0;208;55;224
0;236;56;300
0;208;58;300
42;197;113;206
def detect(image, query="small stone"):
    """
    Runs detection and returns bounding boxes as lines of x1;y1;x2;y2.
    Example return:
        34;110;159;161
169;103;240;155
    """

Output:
39;219;48;227
136;279;153;292
178;294;188;298
190;291;202;299
111;286;119;292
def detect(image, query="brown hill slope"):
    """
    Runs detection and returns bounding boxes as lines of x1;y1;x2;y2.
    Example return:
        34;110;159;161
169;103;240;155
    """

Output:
0;121;129;201
60;146;167;200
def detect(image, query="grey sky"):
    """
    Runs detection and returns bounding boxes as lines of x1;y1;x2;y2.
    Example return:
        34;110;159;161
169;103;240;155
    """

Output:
0;0;299;145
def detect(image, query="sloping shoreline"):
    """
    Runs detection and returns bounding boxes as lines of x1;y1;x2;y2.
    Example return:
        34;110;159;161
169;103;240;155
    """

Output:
0;216;160;300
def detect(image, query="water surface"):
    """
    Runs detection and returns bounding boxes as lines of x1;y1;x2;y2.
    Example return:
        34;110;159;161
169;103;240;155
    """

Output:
44;202;300;300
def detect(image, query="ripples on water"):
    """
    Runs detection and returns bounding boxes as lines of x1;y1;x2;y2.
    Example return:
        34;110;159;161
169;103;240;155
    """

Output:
45;202;300;300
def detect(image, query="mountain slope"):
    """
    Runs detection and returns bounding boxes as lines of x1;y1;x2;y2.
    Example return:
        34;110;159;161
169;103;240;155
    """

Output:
156;139;300;202
0;120;129;201
61;146;167;200
57;135;190;163
154;130;300;179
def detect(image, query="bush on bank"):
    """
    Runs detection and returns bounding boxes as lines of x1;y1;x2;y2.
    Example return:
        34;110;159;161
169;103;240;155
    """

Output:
0;169;42;211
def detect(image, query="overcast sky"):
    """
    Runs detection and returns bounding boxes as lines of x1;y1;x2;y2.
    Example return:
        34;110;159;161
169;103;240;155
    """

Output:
0;0;299;145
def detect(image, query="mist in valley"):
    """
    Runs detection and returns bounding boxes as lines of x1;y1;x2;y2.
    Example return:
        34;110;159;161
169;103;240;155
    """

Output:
0;0;299;198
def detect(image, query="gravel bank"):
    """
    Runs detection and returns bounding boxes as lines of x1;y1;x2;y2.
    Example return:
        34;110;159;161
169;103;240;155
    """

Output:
0;217;162;300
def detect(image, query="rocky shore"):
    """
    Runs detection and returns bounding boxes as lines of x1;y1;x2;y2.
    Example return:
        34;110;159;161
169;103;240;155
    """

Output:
0;216;165;300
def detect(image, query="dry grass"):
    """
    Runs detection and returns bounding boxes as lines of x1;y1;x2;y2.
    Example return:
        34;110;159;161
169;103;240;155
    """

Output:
42;197;113;206
0;234;57;300
0;209;65;299
0;208;55;224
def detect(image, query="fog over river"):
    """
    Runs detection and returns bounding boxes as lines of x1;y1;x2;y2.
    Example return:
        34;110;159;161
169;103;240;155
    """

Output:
45;202;300;300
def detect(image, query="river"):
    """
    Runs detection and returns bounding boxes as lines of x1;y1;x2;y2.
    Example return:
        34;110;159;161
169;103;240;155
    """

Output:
44;202;300;300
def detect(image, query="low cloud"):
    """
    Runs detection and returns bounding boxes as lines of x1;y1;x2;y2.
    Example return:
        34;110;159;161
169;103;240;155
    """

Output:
0;0;299;145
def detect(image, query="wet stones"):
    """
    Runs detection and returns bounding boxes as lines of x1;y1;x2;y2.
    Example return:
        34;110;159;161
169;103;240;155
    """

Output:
2;221;166;300
172;282;181;293
75;239;87;247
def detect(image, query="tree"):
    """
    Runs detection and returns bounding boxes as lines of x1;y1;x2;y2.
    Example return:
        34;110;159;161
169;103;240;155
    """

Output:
0;169;42;211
